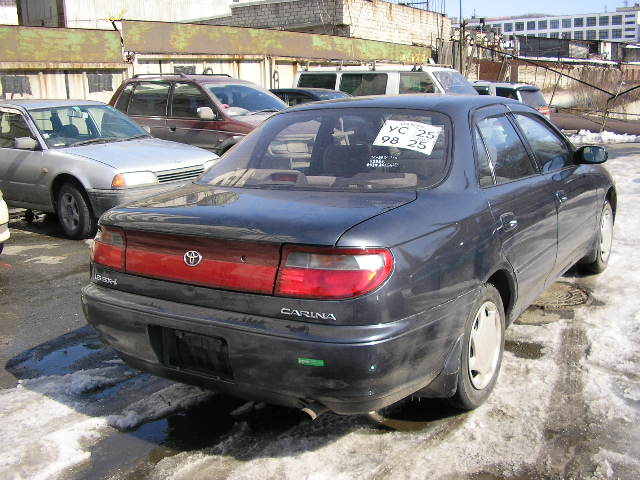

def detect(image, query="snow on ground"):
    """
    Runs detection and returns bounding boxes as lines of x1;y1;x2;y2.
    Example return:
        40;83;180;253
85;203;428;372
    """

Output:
567;129;640;145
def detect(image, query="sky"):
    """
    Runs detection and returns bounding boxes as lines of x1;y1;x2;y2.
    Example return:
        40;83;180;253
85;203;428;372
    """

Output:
444;0;635;19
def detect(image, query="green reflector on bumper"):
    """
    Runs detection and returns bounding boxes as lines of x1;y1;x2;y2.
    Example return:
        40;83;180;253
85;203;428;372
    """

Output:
298;357;325;367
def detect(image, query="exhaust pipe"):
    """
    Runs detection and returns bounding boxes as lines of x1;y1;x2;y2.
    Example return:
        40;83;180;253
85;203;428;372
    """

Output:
300;401;329;420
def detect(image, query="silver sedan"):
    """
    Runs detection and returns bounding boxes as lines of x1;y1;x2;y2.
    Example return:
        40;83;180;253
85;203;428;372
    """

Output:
0;100;218;238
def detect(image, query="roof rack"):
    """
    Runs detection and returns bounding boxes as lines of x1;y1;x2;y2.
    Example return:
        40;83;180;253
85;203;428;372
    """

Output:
131;73;232;78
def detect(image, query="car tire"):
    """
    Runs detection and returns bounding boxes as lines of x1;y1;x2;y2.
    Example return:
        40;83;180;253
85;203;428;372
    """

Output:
581;200;613;274
446;283;505;411
56;183;97;239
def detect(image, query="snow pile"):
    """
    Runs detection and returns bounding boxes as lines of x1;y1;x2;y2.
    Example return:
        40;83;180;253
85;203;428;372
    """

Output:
107;383;213;430
567;129;640;145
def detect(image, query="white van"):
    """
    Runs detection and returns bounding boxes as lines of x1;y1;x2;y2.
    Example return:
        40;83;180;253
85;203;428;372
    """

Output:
294;66;478;96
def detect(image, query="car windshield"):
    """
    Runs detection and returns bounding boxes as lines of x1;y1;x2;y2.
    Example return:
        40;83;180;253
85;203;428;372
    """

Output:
198;107;450;191
432;71;478;95
205;83;286;114
28;105;146;148
518;88;547;108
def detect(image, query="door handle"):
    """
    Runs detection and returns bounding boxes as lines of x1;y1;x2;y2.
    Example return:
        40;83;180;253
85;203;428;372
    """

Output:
555;190;568;203
169;125;176;132
500;212;518;232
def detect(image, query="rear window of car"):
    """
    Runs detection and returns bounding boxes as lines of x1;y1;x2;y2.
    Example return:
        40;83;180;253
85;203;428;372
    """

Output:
431;71;478;95
339;73;388;96
518;88;547;108
198;107;451;191
297;73;337;89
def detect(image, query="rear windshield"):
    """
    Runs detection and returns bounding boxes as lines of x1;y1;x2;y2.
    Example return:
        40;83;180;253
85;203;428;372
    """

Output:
431;71;478;95
518;88;547;108
198;107;450;191
298;73;337;89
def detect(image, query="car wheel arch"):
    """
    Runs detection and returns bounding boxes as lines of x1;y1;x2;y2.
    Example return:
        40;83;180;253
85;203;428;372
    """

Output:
485;268;515;323
606;187;617;220
51;174;92;214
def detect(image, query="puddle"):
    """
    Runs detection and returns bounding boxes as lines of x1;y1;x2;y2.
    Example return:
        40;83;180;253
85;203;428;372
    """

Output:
505;340;545;359
6;325;109;379
75;396;309;479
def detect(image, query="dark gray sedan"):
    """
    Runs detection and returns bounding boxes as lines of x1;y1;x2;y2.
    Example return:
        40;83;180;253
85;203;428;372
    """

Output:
82;95;615;415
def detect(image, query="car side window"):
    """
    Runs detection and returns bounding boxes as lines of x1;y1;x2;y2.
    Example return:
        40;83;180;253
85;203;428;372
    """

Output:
513;113;572;172
114;83;134;113
477;115;537;184
399;72;435;94
339;73;388;96
0;111;36;149
127;82;170;117
171;82;214;119
473;127;494;187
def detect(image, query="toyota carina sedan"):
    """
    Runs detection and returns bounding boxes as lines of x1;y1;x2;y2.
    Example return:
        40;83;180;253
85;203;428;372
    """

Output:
82;95;615;415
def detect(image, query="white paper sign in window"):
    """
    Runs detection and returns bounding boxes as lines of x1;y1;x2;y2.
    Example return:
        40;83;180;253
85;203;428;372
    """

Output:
373;120;442;155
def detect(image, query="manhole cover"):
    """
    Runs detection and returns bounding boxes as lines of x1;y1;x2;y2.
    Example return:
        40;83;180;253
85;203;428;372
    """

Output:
532;282;591;309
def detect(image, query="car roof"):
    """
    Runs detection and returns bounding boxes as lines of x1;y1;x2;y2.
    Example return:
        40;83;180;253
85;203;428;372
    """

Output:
0;99;107;110
125;74;256;85
299;66;457;73
271;88;344;94
473;80;540;91
284;93;524;114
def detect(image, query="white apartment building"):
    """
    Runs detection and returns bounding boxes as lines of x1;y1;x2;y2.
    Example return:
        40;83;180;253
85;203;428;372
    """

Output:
467;7;640;43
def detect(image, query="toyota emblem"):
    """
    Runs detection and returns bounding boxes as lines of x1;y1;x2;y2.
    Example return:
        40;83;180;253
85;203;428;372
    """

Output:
184;250;203;267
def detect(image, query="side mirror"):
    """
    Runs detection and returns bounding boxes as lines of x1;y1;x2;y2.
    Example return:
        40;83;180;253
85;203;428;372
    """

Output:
577;145;608;164
14;137;38;150
197;107;216;121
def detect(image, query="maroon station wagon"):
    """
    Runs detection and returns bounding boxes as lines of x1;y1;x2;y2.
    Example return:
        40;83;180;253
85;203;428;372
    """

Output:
110;73;287;155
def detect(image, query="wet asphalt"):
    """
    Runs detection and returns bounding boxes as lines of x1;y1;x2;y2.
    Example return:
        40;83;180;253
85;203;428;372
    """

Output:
0;143;638;479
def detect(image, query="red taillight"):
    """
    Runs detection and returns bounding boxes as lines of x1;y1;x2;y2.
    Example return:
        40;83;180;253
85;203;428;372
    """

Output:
275;246;393;299
91;226;125;271
537;106;551;119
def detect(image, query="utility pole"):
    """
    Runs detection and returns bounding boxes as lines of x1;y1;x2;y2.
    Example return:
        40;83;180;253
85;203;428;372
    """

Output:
459;0;465;74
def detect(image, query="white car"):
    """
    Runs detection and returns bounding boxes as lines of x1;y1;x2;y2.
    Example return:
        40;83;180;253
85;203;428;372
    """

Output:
0;189;8;254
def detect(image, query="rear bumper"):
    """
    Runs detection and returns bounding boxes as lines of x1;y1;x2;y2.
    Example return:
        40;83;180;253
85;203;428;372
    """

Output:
87;182;189;217
82;282;474;414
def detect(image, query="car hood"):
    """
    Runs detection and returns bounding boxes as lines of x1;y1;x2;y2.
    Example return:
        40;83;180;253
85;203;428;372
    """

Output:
100;183;416;245
63;138;214;171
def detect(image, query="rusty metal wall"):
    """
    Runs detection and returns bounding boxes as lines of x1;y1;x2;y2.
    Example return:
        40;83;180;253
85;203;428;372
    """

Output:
122;20;432;64
0;25;123;63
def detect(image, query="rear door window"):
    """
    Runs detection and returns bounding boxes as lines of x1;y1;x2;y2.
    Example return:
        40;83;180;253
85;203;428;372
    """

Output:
399;72;435;93
298;73;337;89
477;115;537;184
339;74;388;96
171;82;213;118
127;82;170;117
517;89;547;108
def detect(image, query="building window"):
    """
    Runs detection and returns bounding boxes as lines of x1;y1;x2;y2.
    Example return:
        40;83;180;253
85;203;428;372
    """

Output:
87;73;113;93
539;33;547;38
574;18;584;28
562;18;571;28
586;30;597;40
625;27;636;32
550;32;559;38
599;16;609;26
492;24;501;29
515;22;524;31
626;20;636;25
626;34;636;38
612;29;622;38
599;30;609;39
550;19;559;29
504;23;513;32
612;15;622;25
0;75;32;95
538;20;547;29
626;14;636;18
586;17;596;27
561;32;571;39
527;21;536;30
574;31;584;40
